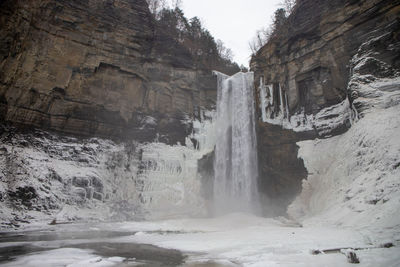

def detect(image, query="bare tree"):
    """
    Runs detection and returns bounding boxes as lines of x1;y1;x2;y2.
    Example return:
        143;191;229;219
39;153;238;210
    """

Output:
217;39;234;61
147;1;240;73
224;48;234;61
172;0;182;9
249;27;272;55
146;0;167;18
249;40;257;55
281;0;296;15
240;64;248;72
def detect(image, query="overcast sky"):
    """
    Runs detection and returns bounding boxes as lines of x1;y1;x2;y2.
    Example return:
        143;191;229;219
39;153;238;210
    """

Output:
181;0;283;67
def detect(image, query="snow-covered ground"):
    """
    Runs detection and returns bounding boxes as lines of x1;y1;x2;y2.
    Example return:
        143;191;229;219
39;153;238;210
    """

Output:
1;213;399;266
111;214;399;266
289;104;400;229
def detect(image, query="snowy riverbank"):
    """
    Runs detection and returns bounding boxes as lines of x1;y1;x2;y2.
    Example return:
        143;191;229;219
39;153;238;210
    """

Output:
0;213;399;266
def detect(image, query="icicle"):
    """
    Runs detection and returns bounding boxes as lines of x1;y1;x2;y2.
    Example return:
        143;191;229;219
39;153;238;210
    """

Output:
268;85;274;106
259;77;268;122
279;84;284;117
349;99;359;125
285;92;290;121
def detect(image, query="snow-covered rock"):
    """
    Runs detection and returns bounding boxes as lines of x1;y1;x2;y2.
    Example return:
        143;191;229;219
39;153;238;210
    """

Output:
289;104;400;229
0;112;217;228
289;35;400;241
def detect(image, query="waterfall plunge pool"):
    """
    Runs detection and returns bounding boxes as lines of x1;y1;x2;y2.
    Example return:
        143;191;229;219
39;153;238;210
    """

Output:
1;213;398;266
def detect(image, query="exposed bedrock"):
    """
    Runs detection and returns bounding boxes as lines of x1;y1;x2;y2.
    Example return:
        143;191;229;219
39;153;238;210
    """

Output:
0;0;217;144
251;0;400;215
252;0;399;113
257;124;310;216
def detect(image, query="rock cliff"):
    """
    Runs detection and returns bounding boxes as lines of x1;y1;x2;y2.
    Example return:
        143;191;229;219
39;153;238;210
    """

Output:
0;0;217;144
1;0;399;223
251;0;400;214
0;124;209;227
252;0;399;115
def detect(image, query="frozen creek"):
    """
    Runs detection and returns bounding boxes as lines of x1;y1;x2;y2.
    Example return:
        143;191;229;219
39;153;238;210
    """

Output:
0;213;399;267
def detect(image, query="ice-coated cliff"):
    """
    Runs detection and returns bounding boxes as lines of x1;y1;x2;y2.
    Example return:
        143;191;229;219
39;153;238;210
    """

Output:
288;34;400;230
0;111;218;227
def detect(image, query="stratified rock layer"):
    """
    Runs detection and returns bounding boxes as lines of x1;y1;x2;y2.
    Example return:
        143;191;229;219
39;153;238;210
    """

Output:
251;0;400;214
252;0;399;113
0;124;209;227
0;0;216;144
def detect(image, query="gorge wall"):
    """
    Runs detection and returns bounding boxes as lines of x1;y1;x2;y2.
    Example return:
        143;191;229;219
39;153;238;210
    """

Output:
0;0;223;226
251;0;400;214
1;0;399;226
0;0;217;144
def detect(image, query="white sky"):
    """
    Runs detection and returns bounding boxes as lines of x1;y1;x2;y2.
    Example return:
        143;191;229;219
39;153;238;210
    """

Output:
181;0;283;67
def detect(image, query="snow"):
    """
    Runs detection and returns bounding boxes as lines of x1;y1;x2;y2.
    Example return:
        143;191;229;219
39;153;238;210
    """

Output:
186;109;217;153
258;79;352;135
1;73;399;266
289;104;400;229
134;142;208;219
1;34;400;267
1;213;399;266
285;68;400;267
288;49;400;230
350;76;400;115
0;110;217;226
125;216;392;266
1;248;126;267
102;214;400;266
262;98;353;135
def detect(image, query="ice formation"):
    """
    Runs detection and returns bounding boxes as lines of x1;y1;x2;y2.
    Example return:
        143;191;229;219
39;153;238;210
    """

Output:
213;71;259;214
135;142;207;219
289;51;400;228
0;110;218;224
258;77;353;135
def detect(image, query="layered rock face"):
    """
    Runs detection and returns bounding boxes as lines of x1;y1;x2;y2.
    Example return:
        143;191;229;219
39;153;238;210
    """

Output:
252;0;399;114
251;0;400;214
0;124;209;227
289;33;400;226
0;0;216;144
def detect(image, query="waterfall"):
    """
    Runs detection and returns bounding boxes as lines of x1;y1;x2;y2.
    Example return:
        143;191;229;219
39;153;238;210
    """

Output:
213;71;259;214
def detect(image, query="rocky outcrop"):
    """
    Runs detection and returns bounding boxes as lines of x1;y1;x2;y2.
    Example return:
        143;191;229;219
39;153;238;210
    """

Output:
0;0;217;144
252;0;399;115
0;123;209;227
251;0;400;215
257;124;309;216
288;38;400;225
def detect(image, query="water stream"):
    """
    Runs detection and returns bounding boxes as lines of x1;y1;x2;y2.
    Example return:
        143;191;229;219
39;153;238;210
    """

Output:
213;71;259;214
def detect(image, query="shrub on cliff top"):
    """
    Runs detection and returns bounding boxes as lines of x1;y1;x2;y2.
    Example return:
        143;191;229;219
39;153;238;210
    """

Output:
249;0;297;56
146;0;240;75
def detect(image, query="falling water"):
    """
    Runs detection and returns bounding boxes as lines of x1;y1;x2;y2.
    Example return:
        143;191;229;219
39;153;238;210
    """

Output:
213;71;259;214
